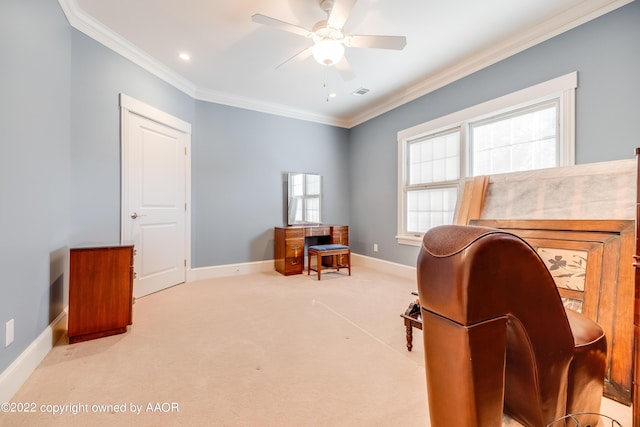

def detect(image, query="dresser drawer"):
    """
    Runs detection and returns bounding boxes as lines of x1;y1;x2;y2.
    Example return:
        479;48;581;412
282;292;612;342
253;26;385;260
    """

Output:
331;226;349;245
306;226;330;237
285;239;304;258
284;256;304;274
284;228;305;239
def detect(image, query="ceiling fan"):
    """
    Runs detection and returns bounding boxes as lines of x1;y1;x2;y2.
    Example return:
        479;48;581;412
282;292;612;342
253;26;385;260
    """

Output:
251;0;407;81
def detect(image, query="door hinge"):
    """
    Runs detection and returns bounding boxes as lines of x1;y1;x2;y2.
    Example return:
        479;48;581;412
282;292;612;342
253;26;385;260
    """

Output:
185;202;187;211
184;259;187;267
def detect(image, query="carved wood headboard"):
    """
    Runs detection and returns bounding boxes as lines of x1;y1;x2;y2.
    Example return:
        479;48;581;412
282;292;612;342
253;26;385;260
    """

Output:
457;158;637;407
470;218;634;404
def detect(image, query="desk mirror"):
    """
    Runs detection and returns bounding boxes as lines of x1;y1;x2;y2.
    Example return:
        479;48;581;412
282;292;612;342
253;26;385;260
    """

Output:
287;172;322;225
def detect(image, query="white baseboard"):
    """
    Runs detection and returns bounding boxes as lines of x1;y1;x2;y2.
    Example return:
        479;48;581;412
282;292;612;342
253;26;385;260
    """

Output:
187;255;417;282
187;260;274;282
351;253;417;281
0;309;68;403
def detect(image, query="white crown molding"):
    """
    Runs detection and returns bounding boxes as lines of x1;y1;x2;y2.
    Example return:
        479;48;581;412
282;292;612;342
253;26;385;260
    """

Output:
345;0;634;128
194;87;351;128
58;0;198;96
59;0;347;127
59;0;632;129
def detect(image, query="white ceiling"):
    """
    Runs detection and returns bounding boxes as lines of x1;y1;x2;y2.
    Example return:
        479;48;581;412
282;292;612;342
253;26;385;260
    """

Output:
60;0;630;128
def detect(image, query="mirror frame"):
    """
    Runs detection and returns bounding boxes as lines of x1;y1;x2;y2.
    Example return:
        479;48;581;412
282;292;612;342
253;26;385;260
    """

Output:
287;172;322;225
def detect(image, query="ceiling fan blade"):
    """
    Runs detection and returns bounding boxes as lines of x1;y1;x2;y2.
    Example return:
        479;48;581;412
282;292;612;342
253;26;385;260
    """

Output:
251;14;312;38
335;57;356;81
276;47;313;70
346;35;407;50
327;0;357;29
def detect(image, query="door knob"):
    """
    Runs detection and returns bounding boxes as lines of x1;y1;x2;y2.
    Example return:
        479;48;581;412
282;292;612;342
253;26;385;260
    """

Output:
130;212;146;219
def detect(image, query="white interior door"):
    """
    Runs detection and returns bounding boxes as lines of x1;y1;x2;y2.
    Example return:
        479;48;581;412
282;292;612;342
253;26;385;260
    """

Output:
120;95;190;298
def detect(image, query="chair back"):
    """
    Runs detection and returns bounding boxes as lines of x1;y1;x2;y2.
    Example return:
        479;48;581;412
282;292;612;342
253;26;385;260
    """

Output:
418;225;575;425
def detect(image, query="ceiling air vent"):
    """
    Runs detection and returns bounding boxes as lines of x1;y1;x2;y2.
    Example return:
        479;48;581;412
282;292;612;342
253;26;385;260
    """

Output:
352;87;370;96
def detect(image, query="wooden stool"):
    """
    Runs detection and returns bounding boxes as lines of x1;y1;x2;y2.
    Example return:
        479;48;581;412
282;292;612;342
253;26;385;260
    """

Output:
307;244;351;280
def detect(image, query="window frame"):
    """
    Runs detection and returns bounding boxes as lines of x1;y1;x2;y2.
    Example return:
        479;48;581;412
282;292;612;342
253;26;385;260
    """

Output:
288;172;322;225
396;72;577;246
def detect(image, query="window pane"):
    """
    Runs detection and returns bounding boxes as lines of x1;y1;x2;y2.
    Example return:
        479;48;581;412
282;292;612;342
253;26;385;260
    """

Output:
290;174;304;197
407;187;458;233
471;102;558;176
306;174;321;195
409;131;460;185
291;198;303;222
305;197;320;223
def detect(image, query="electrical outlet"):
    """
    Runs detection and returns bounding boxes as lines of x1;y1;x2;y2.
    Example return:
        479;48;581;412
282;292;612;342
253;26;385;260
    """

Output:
373;243;378;252
6;319;14;347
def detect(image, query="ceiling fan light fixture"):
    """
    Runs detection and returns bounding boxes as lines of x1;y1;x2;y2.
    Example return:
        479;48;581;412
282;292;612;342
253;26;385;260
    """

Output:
312;39;344;66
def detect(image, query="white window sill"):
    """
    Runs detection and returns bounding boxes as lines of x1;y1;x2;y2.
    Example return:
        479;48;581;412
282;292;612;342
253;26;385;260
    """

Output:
396;235;423;247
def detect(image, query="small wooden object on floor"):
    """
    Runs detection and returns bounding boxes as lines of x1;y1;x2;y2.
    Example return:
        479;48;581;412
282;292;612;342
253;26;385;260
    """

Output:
400;300;422;351
307;244;351;280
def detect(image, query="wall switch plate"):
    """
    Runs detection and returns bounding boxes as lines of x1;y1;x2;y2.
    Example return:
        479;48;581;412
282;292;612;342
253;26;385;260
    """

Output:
373;243;378;252
5;319;14;347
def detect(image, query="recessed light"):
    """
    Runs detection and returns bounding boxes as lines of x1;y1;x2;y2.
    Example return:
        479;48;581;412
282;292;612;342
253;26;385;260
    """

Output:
325;92;338;102
179;52;191;61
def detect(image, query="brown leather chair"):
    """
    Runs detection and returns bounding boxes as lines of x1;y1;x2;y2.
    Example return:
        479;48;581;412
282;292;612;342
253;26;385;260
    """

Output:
417;225;607;427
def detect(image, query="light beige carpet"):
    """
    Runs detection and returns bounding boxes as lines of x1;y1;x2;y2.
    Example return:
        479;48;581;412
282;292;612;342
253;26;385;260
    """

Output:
4;266;631;426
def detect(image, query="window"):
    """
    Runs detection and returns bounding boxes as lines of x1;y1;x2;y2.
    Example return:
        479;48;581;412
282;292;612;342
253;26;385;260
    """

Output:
406;130;460;234
471;101;559;175
397;73;577;246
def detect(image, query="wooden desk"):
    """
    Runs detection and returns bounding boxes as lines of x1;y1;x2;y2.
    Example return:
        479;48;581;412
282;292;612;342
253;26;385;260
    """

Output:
274;225;348;275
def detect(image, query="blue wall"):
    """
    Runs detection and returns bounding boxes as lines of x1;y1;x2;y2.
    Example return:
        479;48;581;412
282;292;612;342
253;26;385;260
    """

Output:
0;0;71;373
70;31;196;246
0;0;638;376
69;28;350;270
192;102;349;267
349;2;640;266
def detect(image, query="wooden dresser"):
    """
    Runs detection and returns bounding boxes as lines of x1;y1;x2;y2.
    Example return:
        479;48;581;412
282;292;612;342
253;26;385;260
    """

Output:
274;225;348;275
68;244;134;343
